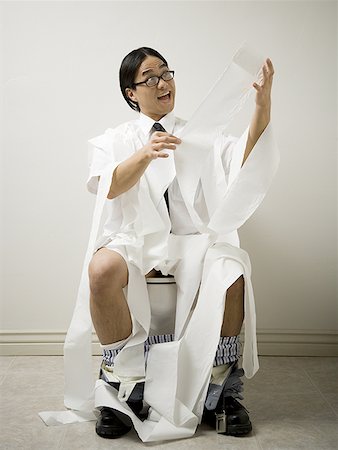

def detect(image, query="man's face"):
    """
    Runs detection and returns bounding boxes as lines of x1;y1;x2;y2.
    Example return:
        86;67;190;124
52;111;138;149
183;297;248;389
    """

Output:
126;56;176;121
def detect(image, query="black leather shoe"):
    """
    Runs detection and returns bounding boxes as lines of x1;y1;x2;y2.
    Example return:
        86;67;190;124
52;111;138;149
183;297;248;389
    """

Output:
203;395;252;436
95;398;146;439
96;365;146;439
96;406;132;439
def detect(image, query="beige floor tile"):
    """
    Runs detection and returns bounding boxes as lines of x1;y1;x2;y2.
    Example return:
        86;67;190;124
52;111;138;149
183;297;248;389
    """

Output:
0;395;66;450
254;419;338;450
0;357;15;376
193;424;260;450
0;369;65;400
256;356;300;371
291;357;338;371
243;392;336;423
0;427;65;450
60;421;260;450
60;421;134;450
0;392;66;422
242;365;316;395
305;367;338;394
322;393;338;416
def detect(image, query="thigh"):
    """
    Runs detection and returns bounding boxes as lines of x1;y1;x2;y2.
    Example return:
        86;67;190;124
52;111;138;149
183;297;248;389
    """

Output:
89;247;129;288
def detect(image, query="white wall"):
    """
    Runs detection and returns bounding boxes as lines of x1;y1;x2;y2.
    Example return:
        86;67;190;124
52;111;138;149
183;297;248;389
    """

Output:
1;1;337;355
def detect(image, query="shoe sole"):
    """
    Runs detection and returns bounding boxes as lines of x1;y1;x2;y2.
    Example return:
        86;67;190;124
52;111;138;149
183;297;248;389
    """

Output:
96;409;133;439
96;424;132;439
222;422;252;436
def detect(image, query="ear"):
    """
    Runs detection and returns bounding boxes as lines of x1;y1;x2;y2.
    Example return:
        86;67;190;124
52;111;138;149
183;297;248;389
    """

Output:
125;87;138;104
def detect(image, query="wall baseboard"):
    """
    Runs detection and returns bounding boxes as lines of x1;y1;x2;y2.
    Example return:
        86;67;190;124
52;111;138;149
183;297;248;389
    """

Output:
0;329;337;356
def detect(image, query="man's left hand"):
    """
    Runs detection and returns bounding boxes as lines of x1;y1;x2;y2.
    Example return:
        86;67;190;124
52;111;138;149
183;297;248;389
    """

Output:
253;58;274;108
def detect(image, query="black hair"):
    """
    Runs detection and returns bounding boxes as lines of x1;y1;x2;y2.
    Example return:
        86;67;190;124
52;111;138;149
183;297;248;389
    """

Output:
119;47;168;112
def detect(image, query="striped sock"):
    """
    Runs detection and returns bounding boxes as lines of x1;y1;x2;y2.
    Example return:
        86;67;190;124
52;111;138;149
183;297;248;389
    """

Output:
101;334;175;367
213;335;241;366
102;335;240;367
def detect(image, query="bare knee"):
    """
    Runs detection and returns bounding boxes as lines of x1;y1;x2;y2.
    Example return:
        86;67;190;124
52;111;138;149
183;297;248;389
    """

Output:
88;249;128;296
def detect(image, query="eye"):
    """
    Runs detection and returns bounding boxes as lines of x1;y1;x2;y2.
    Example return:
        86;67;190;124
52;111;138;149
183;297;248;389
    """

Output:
146;76;159;86
162;71;173;81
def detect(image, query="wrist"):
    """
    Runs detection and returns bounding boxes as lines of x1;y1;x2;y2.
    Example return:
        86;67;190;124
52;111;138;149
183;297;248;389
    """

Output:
255;100;271;113
255;103;271;121
137;147;152;164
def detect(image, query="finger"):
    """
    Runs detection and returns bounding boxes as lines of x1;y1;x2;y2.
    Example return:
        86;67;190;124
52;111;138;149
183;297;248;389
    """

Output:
150;133;181;143
257;68;264;84
262;64;269;79
154;151;169;158
151;137;180;147
264;61;274;80
151;131;181;142
267;58;275;74
151;131;168;137
153;142;176;151
152;135;181;143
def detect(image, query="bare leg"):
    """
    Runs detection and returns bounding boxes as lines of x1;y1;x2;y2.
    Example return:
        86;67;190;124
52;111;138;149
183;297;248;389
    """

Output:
88;248;132;345
221;275;244;337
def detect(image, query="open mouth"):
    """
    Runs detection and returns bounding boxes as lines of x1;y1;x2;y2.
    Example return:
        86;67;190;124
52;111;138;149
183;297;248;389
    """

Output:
158;91;171;102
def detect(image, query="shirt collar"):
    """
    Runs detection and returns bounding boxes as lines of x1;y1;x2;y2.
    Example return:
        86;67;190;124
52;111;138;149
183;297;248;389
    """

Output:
138;111;176;138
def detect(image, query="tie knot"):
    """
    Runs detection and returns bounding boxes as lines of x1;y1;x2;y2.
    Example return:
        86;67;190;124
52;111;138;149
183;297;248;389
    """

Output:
152;122;166;133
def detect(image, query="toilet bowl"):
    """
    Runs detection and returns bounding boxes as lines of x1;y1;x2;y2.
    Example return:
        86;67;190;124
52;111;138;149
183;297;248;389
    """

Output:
146;277;177;336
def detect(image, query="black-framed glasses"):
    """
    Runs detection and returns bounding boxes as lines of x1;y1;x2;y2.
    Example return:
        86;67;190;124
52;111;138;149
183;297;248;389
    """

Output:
133;70;175;88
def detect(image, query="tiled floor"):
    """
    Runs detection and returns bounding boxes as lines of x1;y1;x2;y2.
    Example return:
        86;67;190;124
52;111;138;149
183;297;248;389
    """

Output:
0;356;337;450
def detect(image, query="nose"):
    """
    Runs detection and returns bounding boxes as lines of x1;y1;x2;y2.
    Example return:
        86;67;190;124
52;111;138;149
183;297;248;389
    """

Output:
158;77;169;89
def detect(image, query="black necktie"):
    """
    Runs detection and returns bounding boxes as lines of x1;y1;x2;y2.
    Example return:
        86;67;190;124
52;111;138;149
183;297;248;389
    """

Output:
151;122;170;212
152;122;166;133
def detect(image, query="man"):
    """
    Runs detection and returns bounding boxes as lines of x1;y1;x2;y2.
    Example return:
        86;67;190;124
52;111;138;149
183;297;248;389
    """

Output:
70;46;276;441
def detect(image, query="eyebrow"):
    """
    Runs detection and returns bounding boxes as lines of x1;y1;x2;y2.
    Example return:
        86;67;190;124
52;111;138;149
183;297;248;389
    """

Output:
141;62;168;76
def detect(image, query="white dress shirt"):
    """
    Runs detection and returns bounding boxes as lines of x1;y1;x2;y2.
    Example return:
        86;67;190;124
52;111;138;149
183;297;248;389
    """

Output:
87;111;238;237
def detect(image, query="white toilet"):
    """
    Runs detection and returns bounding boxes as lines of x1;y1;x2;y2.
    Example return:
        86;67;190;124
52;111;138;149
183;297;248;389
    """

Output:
146;277;177;336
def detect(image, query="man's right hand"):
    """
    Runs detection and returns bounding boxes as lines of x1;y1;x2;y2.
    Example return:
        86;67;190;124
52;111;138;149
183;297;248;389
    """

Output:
107;132;181;199
140;131;181;160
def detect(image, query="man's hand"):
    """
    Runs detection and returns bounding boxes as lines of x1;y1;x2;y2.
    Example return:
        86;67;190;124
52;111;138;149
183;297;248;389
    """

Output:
241;58;274;166
107;132;181;199
253;58;274;109
141;131;181;160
